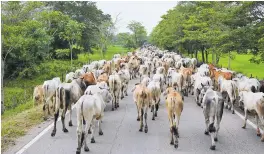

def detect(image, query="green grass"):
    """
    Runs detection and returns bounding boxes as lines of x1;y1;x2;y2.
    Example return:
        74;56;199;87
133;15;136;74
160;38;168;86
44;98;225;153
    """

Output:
196;52;264;79
1;45;131;152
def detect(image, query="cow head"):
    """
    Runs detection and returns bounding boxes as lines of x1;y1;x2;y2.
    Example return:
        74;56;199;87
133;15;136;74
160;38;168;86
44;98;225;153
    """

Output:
98;87;112;103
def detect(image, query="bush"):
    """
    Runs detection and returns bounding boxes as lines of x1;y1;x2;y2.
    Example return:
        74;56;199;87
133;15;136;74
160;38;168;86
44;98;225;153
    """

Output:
55;49;70;59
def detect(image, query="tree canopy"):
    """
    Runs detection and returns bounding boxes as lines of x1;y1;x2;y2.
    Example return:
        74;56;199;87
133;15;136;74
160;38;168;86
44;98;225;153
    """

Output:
1;1;113;79
150;1;264;64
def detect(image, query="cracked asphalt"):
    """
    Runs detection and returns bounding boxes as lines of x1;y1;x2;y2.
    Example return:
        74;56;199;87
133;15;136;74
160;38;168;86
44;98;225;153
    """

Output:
17;78;264;154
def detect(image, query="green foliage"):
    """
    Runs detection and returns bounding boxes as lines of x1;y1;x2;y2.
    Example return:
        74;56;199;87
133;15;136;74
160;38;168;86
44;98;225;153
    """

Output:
127;21;148;48
150;1;264;64
55;49;71;59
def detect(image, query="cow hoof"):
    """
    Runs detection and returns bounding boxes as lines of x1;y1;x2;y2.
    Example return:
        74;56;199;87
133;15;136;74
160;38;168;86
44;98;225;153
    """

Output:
170;141;174;145
63;128;68;133
91;138;95;143
125;93;128;96
69;121;73;126
242;126;246;129
197;103;201;106
99;131;103;135
112;108;114;111
84;146;89;152
121;96;124;100
204;131;209;135
76;150;81;154
152;117;155;120
139;128;143;132
117;104;119;108
174;144;178;149
88;129;91;134
144;128;148;133
210;145;216;150
51;130;56;137
214;137;218;142
232;110;235;114
137;118;140;121
43;117;48;121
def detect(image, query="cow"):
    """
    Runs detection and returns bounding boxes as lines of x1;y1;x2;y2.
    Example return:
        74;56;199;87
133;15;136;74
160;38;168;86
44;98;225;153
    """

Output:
65;72;75;83
76;87;112;154
33;85;44;107
118;69;130;99
132;83;151;133
109;73;122;110
201;85;224;150
164;87;184;149
218;76;237;114
147;80;161;120
42;77;61;120
51;73;96;137
239;91;264;142
139;65;148;82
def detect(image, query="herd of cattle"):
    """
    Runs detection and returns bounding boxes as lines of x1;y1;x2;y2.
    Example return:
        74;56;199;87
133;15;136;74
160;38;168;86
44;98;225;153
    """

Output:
32;44;264;153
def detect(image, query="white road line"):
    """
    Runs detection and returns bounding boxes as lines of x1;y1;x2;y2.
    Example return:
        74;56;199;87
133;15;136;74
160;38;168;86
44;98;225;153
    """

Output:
15;105;76;154
234;110;263;134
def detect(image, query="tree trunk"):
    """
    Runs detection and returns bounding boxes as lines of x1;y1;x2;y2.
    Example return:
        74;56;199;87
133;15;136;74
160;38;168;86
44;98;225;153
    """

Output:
212;49;215;65
195;50;198;60
228;51;231;69
70;44;73;69
1;58;5;115
201;47;205;63
205;49;208;63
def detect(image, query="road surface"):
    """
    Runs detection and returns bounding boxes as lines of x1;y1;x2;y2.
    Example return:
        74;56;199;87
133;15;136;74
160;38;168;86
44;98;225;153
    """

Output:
9;78;264;154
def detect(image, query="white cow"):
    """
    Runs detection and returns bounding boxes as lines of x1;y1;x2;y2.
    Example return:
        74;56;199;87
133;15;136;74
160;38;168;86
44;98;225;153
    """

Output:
76;88;112;154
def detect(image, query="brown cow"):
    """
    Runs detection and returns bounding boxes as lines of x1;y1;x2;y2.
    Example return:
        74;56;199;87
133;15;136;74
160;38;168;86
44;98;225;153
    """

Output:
97;72;109;85
132;83;151;133
33;85;44;106
81;72;97;86
164;87;184;149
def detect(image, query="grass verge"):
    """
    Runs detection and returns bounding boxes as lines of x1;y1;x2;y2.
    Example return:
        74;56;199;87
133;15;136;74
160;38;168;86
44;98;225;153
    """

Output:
196;52;264;79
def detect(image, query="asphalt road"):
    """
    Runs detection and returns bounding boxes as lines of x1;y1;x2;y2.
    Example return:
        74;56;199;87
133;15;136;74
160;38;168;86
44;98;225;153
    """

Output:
11;78;264;154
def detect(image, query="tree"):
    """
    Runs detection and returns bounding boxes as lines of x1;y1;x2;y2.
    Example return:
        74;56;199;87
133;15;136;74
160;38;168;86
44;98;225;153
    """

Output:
127;21;147;48
59;20;85;68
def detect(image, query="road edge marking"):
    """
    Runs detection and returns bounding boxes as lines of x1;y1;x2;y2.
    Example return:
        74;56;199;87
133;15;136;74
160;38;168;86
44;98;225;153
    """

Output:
15;105;76;154
234;110;263;134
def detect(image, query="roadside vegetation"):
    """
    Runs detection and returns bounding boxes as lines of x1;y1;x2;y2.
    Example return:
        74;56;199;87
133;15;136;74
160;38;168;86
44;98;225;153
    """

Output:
150;2;264;70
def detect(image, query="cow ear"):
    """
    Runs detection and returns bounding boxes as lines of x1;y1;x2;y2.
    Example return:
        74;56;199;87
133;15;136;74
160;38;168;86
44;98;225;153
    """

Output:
201;83;204;87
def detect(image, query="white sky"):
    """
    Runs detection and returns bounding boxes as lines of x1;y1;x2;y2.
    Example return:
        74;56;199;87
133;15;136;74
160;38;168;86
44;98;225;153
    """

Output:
96;1;178;35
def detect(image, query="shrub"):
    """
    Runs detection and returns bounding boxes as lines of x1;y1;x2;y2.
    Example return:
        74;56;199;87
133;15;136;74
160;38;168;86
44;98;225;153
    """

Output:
55;49;70;59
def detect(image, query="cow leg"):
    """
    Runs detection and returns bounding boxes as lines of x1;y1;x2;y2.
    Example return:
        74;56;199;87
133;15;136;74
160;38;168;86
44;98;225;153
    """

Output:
155;103;159;117
173;126;179;149
90;119;96;143
121;86;124;99
144;107;148;133
152;104;155;120
76;110;85;154
256;115;261;136
69;104;73;126
84;116;93;152
204;116;209;135
136;103;140;121
51;110;59;137
61;108;68;133
112;94;115;111
98;119;103;135
139;108;143;132
43;103;48;121
231;98;235;114
242;108;248;129
117;91;120;108
88;124;92;134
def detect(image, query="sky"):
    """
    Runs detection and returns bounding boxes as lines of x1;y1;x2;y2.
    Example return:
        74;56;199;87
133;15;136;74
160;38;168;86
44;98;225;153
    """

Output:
96;1;178;35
